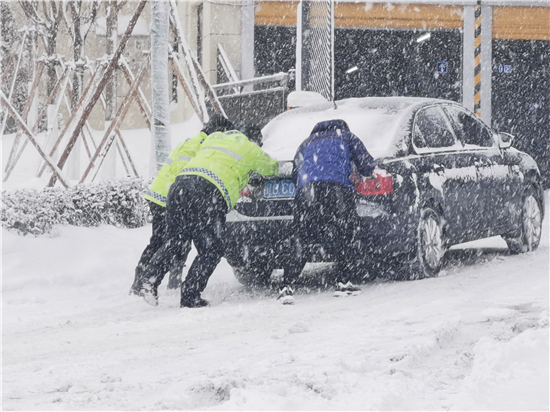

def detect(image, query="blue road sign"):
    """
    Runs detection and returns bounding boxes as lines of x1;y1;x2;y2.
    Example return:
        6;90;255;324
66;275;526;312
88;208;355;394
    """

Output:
497;64;512;74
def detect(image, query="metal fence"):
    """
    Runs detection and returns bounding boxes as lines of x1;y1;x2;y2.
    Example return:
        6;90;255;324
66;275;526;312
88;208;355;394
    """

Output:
213;72;293;129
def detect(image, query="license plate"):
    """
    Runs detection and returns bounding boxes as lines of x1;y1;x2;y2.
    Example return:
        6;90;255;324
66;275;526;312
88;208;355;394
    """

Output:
264;180;296;199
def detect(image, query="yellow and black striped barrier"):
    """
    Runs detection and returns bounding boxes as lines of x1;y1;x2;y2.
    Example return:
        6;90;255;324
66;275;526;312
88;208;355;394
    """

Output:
474;1;482;117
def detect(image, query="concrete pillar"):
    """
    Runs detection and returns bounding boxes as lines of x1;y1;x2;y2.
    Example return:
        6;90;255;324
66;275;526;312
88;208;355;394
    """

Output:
241;1;255;82
202;1;215;84
202;2;244;85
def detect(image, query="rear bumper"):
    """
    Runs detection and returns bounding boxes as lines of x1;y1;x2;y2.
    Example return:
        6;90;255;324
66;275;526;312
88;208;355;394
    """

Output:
224;207;417;268
224;211;293;267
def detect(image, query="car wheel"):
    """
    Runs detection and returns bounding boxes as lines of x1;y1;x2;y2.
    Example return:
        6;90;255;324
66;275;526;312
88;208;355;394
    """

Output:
409;207;445;280
504;188;542;254
232;263;274;288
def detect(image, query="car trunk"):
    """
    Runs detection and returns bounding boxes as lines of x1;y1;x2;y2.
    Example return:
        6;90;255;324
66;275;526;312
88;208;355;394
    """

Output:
232;161;295;218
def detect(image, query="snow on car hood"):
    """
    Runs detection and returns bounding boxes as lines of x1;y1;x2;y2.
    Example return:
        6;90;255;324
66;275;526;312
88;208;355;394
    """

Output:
262;97;435;160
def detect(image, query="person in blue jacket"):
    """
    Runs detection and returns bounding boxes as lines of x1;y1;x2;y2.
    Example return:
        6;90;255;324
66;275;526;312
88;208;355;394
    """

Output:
278;119;376;304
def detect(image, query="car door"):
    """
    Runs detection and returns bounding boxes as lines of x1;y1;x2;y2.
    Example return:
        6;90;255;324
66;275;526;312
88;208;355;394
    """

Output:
411;105;480;242
442;105;519;234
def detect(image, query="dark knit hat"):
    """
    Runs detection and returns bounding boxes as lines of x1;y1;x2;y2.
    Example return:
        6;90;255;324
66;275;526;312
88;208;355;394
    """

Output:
238;122;263;147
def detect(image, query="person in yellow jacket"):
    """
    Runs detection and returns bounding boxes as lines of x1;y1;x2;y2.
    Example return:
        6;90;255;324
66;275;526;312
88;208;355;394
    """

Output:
129;115;235;296
139;123;279;308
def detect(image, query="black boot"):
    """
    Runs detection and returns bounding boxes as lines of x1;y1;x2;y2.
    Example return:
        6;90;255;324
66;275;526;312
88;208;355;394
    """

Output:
180;289;209;308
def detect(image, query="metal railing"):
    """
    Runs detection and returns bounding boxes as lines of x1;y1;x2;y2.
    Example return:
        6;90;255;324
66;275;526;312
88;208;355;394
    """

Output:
213;71;294;129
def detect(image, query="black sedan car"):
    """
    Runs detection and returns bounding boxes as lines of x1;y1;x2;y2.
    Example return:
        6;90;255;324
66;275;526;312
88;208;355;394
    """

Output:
224;97;544;285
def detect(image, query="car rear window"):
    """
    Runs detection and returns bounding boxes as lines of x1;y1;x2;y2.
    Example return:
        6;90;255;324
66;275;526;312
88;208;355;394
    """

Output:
262;97;415;160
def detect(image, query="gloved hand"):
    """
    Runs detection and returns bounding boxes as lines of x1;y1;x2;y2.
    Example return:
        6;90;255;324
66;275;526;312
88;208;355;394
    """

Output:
279;162;293;176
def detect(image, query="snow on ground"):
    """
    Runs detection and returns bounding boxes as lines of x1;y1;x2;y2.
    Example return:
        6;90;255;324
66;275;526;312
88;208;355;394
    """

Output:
2;123;549;410
2;193;549;410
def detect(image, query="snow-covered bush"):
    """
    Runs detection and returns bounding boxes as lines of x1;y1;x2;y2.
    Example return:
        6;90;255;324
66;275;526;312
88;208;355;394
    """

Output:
101;179;150;229
1;178;150;236
2;188;61;236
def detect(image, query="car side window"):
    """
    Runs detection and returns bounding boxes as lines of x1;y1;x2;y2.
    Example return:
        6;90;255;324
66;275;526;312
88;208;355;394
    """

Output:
413;106;457;150
444;105;494;148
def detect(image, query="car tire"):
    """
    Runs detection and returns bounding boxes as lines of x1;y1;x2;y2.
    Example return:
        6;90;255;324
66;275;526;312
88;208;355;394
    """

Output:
232;263;274;288
504;187;543;254
408;207;446;280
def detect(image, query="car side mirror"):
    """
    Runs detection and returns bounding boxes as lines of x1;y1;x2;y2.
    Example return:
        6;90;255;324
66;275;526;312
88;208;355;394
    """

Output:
498;132;514;149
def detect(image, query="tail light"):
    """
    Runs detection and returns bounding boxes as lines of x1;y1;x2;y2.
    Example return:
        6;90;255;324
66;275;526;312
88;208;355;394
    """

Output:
354;172;394;195
239;185;252;197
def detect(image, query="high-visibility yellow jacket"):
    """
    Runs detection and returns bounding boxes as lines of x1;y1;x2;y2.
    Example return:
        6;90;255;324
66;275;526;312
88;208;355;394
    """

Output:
145;132;207;207
179;130;279;209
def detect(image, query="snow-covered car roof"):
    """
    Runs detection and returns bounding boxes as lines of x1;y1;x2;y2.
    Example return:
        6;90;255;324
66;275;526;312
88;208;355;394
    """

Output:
262;96;451;160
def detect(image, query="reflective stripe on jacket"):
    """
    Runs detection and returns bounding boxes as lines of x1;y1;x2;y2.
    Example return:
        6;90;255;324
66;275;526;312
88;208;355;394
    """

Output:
179;130;279;208
144;132;207;207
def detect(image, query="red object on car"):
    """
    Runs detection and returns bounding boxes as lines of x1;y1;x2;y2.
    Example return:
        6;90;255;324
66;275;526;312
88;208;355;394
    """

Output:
354;173;394;195
239;185;252;197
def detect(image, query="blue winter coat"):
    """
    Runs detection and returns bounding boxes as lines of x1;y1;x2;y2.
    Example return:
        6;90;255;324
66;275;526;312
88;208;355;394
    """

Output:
292;119;375;191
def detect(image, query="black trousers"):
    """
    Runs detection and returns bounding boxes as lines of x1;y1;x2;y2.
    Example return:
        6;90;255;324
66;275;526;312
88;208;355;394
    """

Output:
283;182;360;286
142;175;227;300
137;201;166;269
135;200;189;289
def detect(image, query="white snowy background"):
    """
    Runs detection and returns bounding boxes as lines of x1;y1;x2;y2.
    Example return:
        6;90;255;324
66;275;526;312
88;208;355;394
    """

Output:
2;121;549;411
